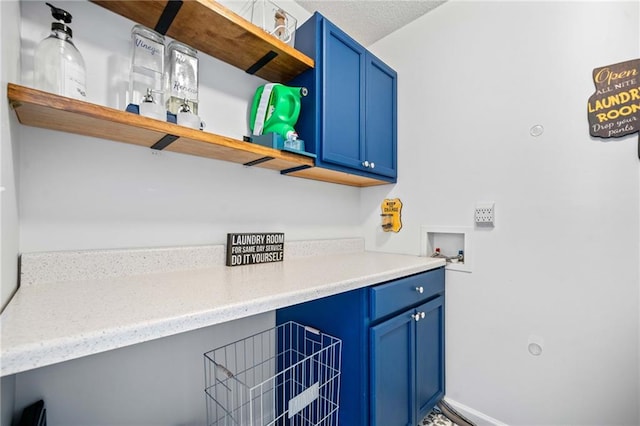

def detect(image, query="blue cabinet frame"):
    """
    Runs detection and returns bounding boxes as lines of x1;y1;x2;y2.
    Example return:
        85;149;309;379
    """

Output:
276;267;445;426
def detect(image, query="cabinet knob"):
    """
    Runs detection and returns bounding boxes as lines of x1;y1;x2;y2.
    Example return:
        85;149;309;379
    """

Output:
415;286;424;294
420;312;426;319
411;313;421;322
370;162;375;169
362;160;370;168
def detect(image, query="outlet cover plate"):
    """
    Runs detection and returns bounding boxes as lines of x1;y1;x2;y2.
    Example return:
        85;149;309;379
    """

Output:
475;202;495;226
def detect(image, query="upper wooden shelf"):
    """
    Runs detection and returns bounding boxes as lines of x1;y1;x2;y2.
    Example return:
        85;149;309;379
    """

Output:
90;0;314;82
8;83;314;173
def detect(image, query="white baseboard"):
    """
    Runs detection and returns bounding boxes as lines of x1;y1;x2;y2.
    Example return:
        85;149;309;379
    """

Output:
443;397;508;426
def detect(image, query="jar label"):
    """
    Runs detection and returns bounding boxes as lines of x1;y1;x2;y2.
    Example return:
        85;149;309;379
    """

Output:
133;34;164;73
63;61;86;99
169;50;198;99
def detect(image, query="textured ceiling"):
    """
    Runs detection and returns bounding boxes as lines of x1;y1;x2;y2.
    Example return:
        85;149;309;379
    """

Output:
294;1;447;46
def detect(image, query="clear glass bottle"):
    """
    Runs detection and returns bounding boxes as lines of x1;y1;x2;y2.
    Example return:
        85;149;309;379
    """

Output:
238;1;297;46
34;3;86;100
129;25;165;109
165;40;199;115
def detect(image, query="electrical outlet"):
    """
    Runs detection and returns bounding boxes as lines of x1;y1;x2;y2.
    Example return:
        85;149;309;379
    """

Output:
475;202;495;226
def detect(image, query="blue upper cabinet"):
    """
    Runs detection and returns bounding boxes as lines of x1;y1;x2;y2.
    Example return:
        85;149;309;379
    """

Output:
322;20;366;171
288;13;398;183
365;55;397;178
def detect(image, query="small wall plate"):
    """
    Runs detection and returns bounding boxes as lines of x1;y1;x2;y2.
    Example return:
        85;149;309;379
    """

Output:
381;198;402;232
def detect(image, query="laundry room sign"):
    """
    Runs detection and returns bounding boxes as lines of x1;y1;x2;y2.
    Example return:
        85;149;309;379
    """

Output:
226;233;285;266
587;58;640;141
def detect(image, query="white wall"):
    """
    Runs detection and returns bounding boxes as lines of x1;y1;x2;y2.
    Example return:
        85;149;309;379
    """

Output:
7;1;362;424
1;0;21;424
1;0;21;311
12;311;274;425
17;0;361;254
365;1;640;425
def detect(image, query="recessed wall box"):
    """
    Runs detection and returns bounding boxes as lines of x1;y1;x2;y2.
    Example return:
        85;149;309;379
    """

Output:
421;226;472;272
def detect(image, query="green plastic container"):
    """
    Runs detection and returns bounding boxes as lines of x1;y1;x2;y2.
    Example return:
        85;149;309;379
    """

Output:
250;83;307;141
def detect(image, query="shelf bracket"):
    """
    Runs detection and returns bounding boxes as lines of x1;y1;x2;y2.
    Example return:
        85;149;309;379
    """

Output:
151;134;179;150
280;165;312;175
246;51;278;75
154;0;184;35
244;157;274;167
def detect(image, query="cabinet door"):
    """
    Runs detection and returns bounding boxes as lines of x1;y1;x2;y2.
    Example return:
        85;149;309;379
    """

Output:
370;310;415;426
321;18;366;170
365;53;397;178
415;296;445;420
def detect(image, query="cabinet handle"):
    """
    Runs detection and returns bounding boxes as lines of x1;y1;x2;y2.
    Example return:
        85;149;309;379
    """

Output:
415;286;424;294
411;313;421;322
370;162;375;169
420;312;426;319
362;160;370;168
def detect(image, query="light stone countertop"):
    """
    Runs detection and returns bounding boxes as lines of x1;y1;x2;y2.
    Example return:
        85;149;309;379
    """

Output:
0;241;445;377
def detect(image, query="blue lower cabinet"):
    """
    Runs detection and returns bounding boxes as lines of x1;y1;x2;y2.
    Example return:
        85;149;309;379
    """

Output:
416;297;446;421
371;309;415;426
276;267;445;426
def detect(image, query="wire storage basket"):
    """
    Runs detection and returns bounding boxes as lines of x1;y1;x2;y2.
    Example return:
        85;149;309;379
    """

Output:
204;321;342;426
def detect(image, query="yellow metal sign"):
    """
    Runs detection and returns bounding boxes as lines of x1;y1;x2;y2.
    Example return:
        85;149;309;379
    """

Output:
381;198;402;233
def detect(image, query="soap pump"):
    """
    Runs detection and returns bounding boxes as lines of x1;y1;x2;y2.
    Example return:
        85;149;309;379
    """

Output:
34;2;87;100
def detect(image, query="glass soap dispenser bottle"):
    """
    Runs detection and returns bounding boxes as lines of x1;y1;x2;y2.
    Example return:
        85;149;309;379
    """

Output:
34;2;87;100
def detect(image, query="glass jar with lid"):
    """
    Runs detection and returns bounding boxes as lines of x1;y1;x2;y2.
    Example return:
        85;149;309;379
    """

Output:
129;25;165;111
165;40;199;115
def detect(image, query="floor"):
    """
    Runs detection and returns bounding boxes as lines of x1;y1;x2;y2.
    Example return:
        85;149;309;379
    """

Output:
421;406;458;426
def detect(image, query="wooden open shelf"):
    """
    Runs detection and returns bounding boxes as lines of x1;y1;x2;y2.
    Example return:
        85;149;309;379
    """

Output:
7;83;389;187
8;84;391;187
75;1;391;187
8;84;314;172
90;0;314;83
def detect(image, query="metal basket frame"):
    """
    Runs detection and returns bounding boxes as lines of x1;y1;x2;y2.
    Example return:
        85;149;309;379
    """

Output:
204;321;342;426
